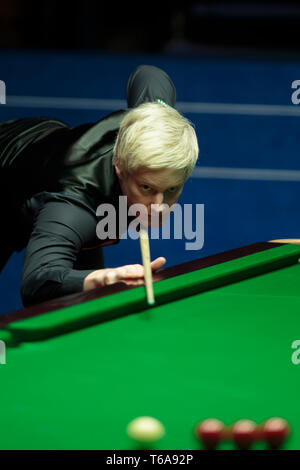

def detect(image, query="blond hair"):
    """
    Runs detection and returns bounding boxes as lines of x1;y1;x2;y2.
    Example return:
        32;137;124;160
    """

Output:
113;102;199;180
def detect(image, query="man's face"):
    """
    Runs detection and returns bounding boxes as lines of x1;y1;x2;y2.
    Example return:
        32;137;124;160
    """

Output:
115;164;185;227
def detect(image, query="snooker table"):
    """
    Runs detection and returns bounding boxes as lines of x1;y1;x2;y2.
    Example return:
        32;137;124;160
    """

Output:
0;241;300;450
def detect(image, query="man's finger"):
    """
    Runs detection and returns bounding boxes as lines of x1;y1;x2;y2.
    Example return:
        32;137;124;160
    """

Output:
118;264;144;278
150;257;166;272
103;270;119;285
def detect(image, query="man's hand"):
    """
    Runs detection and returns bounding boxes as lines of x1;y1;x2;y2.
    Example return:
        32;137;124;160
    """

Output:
83;257;166;291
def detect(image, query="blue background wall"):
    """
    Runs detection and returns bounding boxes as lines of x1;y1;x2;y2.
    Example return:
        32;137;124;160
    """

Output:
1;49;300;314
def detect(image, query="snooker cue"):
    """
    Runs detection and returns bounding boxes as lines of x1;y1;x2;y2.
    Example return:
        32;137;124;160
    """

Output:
139;227;155;305
269;239;300;245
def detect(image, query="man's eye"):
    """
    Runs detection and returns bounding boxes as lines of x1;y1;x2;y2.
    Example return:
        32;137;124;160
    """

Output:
168;187;178;193
142;185;151;191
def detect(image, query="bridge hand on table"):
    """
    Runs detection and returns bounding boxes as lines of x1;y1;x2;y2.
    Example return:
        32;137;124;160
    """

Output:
83;257;166;290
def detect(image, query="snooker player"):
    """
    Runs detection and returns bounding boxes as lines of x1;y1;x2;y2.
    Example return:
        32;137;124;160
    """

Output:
0;65;199;306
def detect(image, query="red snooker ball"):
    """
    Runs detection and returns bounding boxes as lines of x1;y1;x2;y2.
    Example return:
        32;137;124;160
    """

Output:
195;418;225;450
231;419;257;450
261;417;290;449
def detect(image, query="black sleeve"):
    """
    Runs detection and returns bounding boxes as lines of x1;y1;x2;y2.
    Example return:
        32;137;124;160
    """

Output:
126;65;176;108
21;193;102;307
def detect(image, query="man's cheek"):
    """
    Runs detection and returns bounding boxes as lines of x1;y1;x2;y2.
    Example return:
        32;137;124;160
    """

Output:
166;196;180;206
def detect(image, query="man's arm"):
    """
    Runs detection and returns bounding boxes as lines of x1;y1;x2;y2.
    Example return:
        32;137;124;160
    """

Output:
21;194;100;306
126;65;176;108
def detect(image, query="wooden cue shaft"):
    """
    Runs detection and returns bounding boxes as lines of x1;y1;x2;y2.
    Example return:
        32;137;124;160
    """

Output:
139;227;155;305
269;239;300;245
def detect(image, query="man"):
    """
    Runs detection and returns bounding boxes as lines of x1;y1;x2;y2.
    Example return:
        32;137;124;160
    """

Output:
0;65;199;306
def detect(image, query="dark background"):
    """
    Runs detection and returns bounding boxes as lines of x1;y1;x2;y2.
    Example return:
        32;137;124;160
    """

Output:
0;0;300;55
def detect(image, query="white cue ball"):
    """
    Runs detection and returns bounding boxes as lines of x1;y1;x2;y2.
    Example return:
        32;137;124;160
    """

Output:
127;416;165;443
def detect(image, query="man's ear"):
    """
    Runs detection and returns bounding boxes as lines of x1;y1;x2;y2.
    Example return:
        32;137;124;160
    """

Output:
114;160;123;180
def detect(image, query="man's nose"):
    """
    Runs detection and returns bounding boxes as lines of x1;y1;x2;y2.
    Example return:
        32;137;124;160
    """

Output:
152;192;164;206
